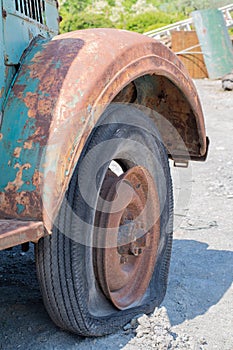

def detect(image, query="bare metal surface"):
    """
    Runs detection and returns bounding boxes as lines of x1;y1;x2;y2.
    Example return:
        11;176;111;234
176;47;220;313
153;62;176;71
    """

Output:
94;166;160;309
0;219;44;250
0;29;206;232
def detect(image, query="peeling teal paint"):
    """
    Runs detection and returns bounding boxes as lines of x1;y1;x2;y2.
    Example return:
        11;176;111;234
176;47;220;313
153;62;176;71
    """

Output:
78;89;84;97
55;60;62;69
16;203;25;214
0;38;47;193
67;94;81;108
0;94;39;192
80;116;86;123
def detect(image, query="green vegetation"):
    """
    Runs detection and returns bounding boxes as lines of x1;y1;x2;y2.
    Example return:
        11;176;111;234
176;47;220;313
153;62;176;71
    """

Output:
59;0;233;34
59;11;113;32
118;11;186;33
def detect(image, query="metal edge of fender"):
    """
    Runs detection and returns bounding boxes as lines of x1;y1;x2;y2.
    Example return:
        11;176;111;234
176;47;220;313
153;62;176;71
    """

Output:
0;219;44;250
0;28;207;231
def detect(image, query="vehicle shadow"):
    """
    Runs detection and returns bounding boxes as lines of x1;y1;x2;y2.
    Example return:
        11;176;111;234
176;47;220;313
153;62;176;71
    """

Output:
1;239;233;348
0;246;132;350
163;239;233;325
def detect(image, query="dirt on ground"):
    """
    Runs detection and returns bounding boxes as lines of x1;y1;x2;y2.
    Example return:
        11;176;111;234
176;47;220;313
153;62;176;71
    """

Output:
0;79;233;350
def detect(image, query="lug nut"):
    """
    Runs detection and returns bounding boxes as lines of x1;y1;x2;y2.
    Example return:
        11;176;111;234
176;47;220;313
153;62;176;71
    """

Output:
130;243;143;256
120;256;128;264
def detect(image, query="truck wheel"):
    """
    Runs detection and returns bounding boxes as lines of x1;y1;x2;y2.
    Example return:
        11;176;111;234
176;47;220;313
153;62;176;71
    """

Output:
35;104;173;336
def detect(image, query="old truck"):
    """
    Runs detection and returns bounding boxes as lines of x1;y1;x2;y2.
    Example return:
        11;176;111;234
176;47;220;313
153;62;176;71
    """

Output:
0;0;208;337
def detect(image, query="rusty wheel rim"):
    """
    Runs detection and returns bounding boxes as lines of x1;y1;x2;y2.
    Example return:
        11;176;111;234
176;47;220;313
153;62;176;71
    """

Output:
94;165;160;310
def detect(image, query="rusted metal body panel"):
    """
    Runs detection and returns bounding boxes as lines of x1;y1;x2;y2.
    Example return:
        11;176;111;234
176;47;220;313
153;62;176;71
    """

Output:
2;0;58;65
0;28;207;233
0;0;59;114
0;219;44;250
0;4;17;123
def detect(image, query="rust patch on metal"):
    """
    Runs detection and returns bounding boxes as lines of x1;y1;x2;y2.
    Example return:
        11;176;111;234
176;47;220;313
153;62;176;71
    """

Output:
0;133;3;141
23;140;33;149
132;74;203;158
13;147;22;158
5;163;31;191
32;170;42;192
113;82;137;103
23;92;38;118
0;87;4;98
12;84;27;100
0;191;42;220
2;9;7;19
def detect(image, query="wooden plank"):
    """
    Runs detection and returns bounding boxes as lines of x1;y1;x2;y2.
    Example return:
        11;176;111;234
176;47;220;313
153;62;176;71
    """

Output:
172;31;208;79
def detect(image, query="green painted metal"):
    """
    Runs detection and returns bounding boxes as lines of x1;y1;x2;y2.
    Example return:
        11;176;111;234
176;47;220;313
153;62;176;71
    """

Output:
0;0;59;216
0;37;49;195
192;9;233;79
0;0;59;113
0;4;16;122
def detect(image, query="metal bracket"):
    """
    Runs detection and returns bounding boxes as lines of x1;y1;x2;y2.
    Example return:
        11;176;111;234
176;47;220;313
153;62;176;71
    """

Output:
169;137;210;165
173;160;189;168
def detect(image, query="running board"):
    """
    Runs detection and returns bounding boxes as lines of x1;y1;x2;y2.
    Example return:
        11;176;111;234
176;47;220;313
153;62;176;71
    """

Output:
0;220;45;251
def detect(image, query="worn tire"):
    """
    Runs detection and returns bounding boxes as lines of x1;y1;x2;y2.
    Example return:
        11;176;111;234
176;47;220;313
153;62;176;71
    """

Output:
35;104;173;336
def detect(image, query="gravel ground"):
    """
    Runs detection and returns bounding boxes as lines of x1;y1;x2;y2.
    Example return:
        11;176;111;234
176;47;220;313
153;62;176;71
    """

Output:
0;79;233;350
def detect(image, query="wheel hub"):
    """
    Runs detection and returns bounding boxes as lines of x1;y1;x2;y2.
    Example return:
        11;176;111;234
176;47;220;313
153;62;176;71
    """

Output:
94;165;160;310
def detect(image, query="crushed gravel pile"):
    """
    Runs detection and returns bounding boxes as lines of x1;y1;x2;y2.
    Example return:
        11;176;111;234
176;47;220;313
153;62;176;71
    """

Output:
123;308;207;350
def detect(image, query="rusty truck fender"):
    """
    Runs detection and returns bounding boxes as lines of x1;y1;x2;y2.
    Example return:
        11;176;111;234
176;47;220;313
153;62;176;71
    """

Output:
0;28;207;233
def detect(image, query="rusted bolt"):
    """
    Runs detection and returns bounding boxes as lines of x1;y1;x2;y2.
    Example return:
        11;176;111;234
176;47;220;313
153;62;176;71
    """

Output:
130;242;143;256
2;9;7;18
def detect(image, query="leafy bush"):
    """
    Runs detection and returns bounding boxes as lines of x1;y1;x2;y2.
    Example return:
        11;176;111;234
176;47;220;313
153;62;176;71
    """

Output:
59;0;187;33
60;0;92;12
117;11;185;33
59;0;232;34
60;12;114;33
122;0;138;12
107;0;116;6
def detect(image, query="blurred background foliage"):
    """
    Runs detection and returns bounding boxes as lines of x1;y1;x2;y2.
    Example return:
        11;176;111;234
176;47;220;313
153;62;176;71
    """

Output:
59;0;233;34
